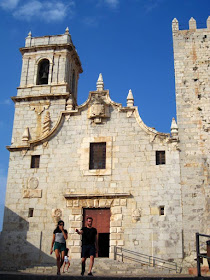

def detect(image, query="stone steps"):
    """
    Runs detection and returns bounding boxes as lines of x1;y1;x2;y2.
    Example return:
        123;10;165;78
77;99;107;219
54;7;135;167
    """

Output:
18;258;179;276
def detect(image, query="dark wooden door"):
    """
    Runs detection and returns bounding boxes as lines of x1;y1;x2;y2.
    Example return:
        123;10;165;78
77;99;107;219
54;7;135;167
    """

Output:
83;208;110;257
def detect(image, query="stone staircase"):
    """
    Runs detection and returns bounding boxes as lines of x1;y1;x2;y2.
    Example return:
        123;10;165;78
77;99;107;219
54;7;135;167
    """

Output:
18;258;181;277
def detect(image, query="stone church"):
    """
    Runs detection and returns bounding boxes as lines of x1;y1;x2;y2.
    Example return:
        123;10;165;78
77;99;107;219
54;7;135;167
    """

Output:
0;17;209;272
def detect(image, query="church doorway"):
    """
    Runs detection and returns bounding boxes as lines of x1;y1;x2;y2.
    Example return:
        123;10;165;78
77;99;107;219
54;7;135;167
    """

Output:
83;208;110;258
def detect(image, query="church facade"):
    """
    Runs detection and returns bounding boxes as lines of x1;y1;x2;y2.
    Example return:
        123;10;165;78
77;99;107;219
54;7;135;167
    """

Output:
0;17;209;271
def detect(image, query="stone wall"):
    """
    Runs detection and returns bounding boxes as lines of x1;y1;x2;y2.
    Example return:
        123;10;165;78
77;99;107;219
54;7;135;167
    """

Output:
1;87;182;269
172;17;210;266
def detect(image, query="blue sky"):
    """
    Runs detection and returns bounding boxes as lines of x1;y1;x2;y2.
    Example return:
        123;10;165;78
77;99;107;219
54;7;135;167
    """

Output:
0;0;209;230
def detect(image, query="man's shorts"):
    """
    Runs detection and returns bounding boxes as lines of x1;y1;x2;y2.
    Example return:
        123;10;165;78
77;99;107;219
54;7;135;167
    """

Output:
82;244;96;258
54;241;66;252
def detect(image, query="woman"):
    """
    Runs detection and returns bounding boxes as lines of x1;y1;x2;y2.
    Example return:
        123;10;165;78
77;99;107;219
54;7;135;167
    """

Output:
50;220;68;275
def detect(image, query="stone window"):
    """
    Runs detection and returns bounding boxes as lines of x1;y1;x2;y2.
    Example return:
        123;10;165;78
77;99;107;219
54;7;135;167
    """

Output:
31;155;40;168
81;136;112;176
37;59;49;85
159;206;165;216
89;142;106;170
28;208;34;217
156;151;165;165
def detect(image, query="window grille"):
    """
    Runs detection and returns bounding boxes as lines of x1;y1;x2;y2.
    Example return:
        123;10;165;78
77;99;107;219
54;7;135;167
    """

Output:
156;151;165;165
89;142;106;170
31;155;40;168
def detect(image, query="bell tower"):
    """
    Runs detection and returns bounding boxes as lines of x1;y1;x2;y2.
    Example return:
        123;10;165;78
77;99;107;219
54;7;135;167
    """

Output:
10;28;83;146
19;27;82;102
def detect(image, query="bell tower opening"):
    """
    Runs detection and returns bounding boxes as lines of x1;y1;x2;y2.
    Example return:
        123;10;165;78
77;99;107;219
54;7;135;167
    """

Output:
37;59;49;85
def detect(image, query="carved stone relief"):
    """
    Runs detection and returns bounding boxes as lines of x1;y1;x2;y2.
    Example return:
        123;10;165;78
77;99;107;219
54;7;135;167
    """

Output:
88;94;109;124
30;101;50;137
52;208;63;223
132;208;141;222
28;177;39;189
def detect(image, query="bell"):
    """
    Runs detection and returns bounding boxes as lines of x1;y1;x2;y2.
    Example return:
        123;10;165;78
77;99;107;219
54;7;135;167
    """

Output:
40;72;48;84
41;72;48;79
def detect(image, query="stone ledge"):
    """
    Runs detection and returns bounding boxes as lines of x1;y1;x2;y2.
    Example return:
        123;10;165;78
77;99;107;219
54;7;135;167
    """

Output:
64;193;131;199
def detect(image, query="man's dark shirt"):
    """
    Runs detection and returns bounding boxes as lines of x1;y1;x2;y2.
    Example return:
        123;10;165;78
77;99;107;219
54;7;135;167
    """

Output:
81;227;97;245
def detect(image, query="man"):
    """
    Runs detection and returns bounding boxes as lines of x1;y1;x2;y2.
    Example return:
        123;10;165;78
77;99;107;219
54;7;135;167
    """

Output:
76;217;97;276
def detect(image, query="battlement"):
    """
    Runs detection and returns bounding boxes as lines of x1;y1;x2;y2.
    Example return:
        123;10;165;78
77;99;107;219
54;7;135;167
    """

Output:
25;27;72;47
172;16;210;33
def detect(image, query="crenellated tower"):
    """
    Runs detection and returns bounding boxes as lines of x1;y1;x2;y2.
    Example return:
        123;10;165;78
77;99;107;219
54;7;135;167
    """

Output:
172;17;210;263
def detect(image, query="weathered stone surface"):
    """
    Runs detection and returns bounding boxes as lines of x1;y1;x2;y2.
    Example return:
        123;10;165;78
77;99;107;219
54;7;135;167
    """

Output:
23;189;42;198
1;18;209;273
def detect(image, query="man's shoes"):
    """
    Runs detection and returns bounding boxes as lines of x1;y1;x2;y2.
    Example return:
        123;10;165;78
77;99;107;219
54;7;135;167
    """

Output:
88;272;93;276
81;271;85;276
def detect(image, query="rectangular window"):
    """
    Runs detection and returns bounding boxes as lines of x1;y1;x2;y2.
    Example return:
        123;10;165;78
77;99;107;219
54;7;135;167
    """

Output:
31;155;40;168
28;208;34;217
156;151;165;165
159;206;165;216
89;142;106;170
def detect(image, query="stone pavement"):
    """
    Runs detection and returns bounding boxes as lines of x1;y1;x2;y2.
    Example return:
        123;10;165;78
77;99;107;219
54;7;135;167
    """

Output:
0;271;210;280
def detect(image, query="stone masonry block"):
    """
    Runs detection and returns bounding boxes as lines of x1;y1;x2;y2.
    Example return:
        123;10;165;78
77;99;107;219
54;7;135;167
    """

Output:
111;207;122;214
110;233;121;240
72;208;82;215
75;215;82;221
71;234;81;240
71;221;82;228
110;227;117;233
117;240;124;246
66;200;73;207
110;240;117;246
71;246;81;253
110;221;122;227
69;215;75;221
150;207;159;215
113;199;120;206
120;199;127;206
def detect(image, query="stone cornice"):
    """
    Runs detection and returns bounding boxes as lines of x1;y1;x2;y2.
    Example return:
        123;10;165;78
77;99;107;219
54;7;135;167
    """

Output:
6;110;78;151
7;89;174;152
11;93;70;103
64;193;131;199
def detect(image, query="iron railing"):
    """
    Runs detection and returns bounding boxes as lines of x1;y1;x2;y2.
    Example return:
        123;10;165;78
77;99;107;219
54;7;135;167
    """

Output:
114;246;179;273
196;232;210;277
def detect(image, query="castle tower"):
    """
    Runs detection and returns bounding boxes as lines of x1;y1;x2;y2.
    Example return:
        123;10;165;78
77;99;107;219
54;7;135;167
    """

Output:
172;17;210;263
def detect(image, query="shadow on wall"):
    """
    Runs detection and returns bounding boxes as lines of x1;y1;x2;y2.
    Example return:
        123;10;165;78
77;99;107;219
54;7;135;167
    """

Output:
0;207;55;271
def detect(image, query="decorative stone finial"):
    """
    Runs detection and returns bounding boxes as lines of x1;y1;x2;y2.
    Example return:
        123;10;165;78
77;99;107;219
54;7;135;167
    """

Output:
127;89;134;107
65;27;69;34
171;118;178;139
96;73;104;92
172;18;179;32
42;111;51;135
28;31;32;37
207;16;210;29
66;95;73;111
189;17;196;29
22;127;30;143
